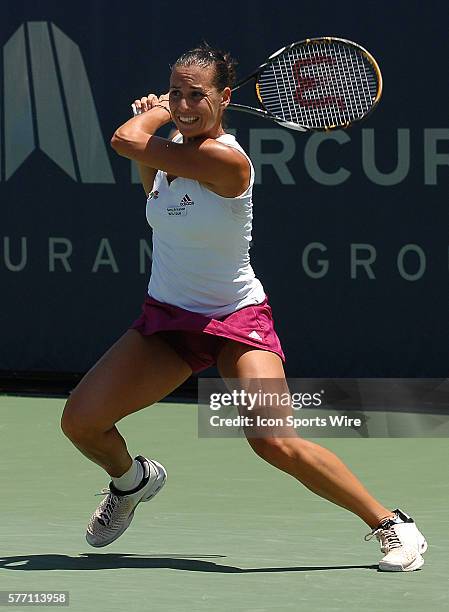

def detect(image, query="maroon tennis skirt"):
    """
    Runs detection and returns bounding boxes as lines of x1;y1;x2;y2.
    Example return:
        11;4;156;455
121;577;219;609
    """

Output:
130;294;285;373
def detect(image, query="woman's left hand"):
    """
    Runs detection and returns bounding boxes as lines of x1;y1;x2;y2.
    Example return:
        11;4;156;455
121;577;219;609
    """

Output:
132;92;171;117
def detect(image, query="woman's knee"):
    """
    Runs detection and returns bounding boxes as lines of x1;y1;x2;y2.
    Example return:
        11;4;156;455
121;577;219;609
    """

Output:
61;392;105;444
247;436;302;467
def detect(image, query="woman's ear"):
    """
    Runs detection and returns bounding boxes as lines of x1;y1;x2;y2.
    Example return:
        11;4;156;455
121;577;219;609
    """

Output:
221;87;231;108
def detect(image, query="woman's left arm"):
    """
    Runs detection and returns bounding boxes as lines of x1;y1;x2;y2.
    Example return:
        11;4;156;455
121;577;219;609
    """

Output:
111;98;248;197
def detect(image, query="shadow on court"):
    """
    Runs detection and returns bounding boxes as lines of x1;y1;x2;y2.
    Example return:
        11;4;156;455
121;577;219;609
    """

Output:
0;554;378;573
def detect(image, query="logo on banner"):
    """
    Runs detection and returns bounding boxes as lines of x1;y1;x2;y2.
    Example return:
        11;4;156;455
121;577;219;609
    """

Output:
1;22;114;183
1;23;447;188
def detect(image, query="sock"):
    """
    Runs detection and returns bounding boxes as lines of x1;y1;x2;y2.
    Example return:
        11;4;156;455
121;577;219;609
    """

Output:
391;509;413;524
378;509;412;529
112;458;144;492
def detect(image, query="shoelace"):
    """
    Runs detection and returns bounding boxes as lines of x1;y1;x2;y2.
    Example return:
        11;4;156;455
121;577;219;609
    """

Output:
95;488;120;526
377;525;402;550
364;521;402;551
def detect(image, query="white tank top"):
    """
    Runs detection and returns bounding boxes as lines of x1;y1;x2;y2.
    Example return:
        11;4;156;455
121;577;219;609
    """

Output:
145;133;266;318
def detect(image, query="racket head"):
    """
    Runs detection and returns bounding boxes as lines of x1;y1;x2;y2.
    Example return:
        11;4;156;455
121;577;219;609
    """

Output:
254;37;382;131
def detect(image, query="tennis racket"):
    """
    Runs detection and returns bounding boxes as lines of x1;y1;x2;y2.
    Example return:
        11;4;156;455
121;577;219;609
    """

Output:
227;37;382;131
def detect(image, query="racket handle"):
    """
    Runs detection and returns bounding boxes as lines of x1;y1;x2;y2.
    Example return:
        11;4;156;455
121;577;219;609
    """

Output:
131;103;141;116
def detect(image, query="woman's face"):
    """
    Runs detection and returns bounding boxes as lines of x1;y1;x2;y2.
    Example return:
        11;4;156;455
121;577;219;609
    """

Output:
169;64;230;139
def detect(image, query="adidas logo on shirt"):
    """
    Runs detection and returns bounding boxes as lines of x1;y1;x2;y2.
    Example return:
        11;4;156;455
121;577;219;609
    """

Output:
179;194;194;207
167;194;194;216
248;330;263;341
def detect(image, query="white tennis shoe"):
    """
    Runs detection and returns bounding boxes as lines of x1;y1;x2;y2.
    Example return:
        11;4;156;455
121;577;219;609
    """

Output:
86;455;167;548
365;508;428;571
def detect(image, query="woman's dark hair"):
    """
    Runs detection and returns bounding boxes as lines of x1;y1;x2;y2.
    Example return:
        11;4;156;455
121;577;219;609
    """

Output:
172;42;237;90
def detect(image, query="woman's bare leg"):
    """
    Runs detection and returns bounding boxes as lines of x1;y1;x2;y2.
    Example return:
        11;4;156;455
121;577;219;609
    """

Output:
217;340;393;529
61;330;192;477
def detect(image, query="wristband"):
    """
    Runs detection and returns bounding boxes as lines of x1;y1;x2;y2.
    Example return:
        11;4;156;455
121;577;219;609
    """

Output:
154;105;171;116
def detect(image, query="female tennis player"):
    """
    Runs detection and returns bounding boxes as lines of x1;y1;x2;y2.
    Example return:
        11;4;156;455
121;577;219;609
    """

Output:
61;44;427;572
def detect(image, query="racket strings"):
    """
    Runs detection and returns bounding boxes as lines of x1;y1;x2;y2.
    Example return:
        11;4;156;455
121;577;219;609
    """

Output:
258;41;379;129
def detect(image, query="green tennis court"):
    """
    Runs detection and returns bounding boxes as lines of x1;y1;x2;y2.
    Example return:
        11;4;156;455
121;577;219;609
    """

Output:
1;395;448;612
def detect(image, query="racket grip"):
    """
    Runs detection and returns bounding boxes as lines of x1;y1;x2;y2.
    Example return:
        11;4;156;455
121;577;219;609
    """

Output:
131;103;142;116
